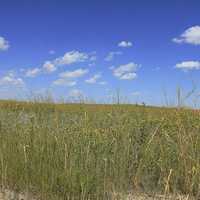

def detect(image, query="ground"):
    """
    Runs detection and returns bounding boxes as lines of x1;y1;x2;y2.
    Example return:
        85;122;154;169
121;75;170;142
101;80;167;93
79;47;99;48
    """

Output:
0;189;194;200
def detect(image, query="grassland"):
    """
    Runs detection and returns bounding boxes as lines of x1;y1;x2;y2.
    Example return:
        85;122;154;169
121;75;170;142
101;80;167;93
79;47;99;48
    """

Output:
0;100;200;199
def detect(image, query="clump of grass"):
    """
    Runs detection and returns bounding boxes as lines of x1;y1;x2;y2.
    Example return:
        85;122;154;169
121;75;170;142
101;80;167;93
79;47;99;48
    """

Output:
0;101;200;199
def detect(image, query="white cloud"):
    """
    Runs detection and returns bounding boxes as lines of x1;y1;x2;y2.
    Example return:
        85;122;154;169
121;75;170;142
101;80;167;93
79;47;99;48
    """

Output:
0;72;24;86
53;68;88;87
119;73;137;80
24;61;56;78
85;73;101;84
24;51;90;76
43;61;56;73
54;51;88;66
25;68;41;77
53;79;76;87
59;68;89;78
118;41;132;48
0;36;9;51
175;61;200;71
112;62;139;80
42;51;90;73
105;51;122;61
173;26;200;45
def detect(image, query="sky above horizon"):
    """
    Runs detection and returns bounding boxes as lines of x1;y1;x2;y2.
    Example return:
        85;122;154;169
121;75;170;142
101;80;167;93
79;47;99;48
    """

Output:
0;0;200;105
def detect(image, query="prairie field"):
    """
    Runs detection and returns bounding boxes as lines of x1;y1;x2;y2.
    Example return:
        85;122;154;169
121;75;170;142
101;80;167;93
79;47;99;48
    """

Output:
0;101;200;199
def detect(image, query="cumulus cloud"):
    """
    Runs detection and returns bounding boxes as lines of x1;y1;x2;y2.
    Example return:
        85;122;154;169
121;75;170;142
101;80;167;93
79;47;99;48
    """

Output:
175;61;200;71
59;68;89;78
25;61;56;78
54;51;89;66
53;79;76;87
112;62;139;80
53;68;88;87
0;72;24;86
173;26;200;45
85;73;101;84
118;41;132;48
43;61;56;73
25;68;41;77
0;36;10;51
120;73;137;80
105;51;122;61
24;51;91;78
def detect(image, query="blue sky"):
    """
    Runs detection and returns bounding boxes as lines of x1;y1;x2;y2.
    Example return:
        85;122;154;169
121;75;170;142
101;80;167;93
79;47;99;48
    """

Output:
0;0;200;105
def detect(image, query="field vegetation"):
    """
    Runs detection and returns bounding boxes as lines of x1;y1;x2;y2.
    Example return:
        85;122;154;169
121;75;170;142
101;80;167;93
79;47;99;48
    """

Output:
0;99;200;199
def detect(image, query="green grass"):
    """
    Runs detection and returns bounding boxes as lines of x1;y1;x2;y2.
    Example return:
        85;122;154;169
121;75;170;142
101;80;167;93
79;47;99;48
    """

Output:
0;101;200;199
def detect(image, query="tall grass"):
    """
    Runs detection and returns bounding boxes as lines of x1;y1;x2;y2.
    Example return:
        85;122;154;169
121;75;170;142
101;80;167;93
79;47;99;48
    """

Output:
0;101;200;199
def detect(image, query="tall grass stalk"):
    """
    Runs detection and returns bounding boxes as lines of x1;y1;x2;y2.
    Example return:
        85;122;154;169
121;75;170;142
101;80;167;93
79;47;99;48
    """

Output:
0;101;200;199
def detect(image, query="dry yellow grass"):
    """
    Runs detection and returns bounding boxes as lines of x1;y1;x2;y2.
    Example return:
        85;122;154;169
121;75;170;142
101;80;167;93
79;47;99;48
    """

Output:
0;101;200;199
0;190;195;200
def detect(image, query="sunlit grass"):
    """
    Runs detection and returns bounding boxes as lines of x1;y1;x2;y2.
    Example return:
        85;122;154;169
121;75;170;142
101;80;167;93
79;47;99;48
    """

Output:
0;100;200;199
